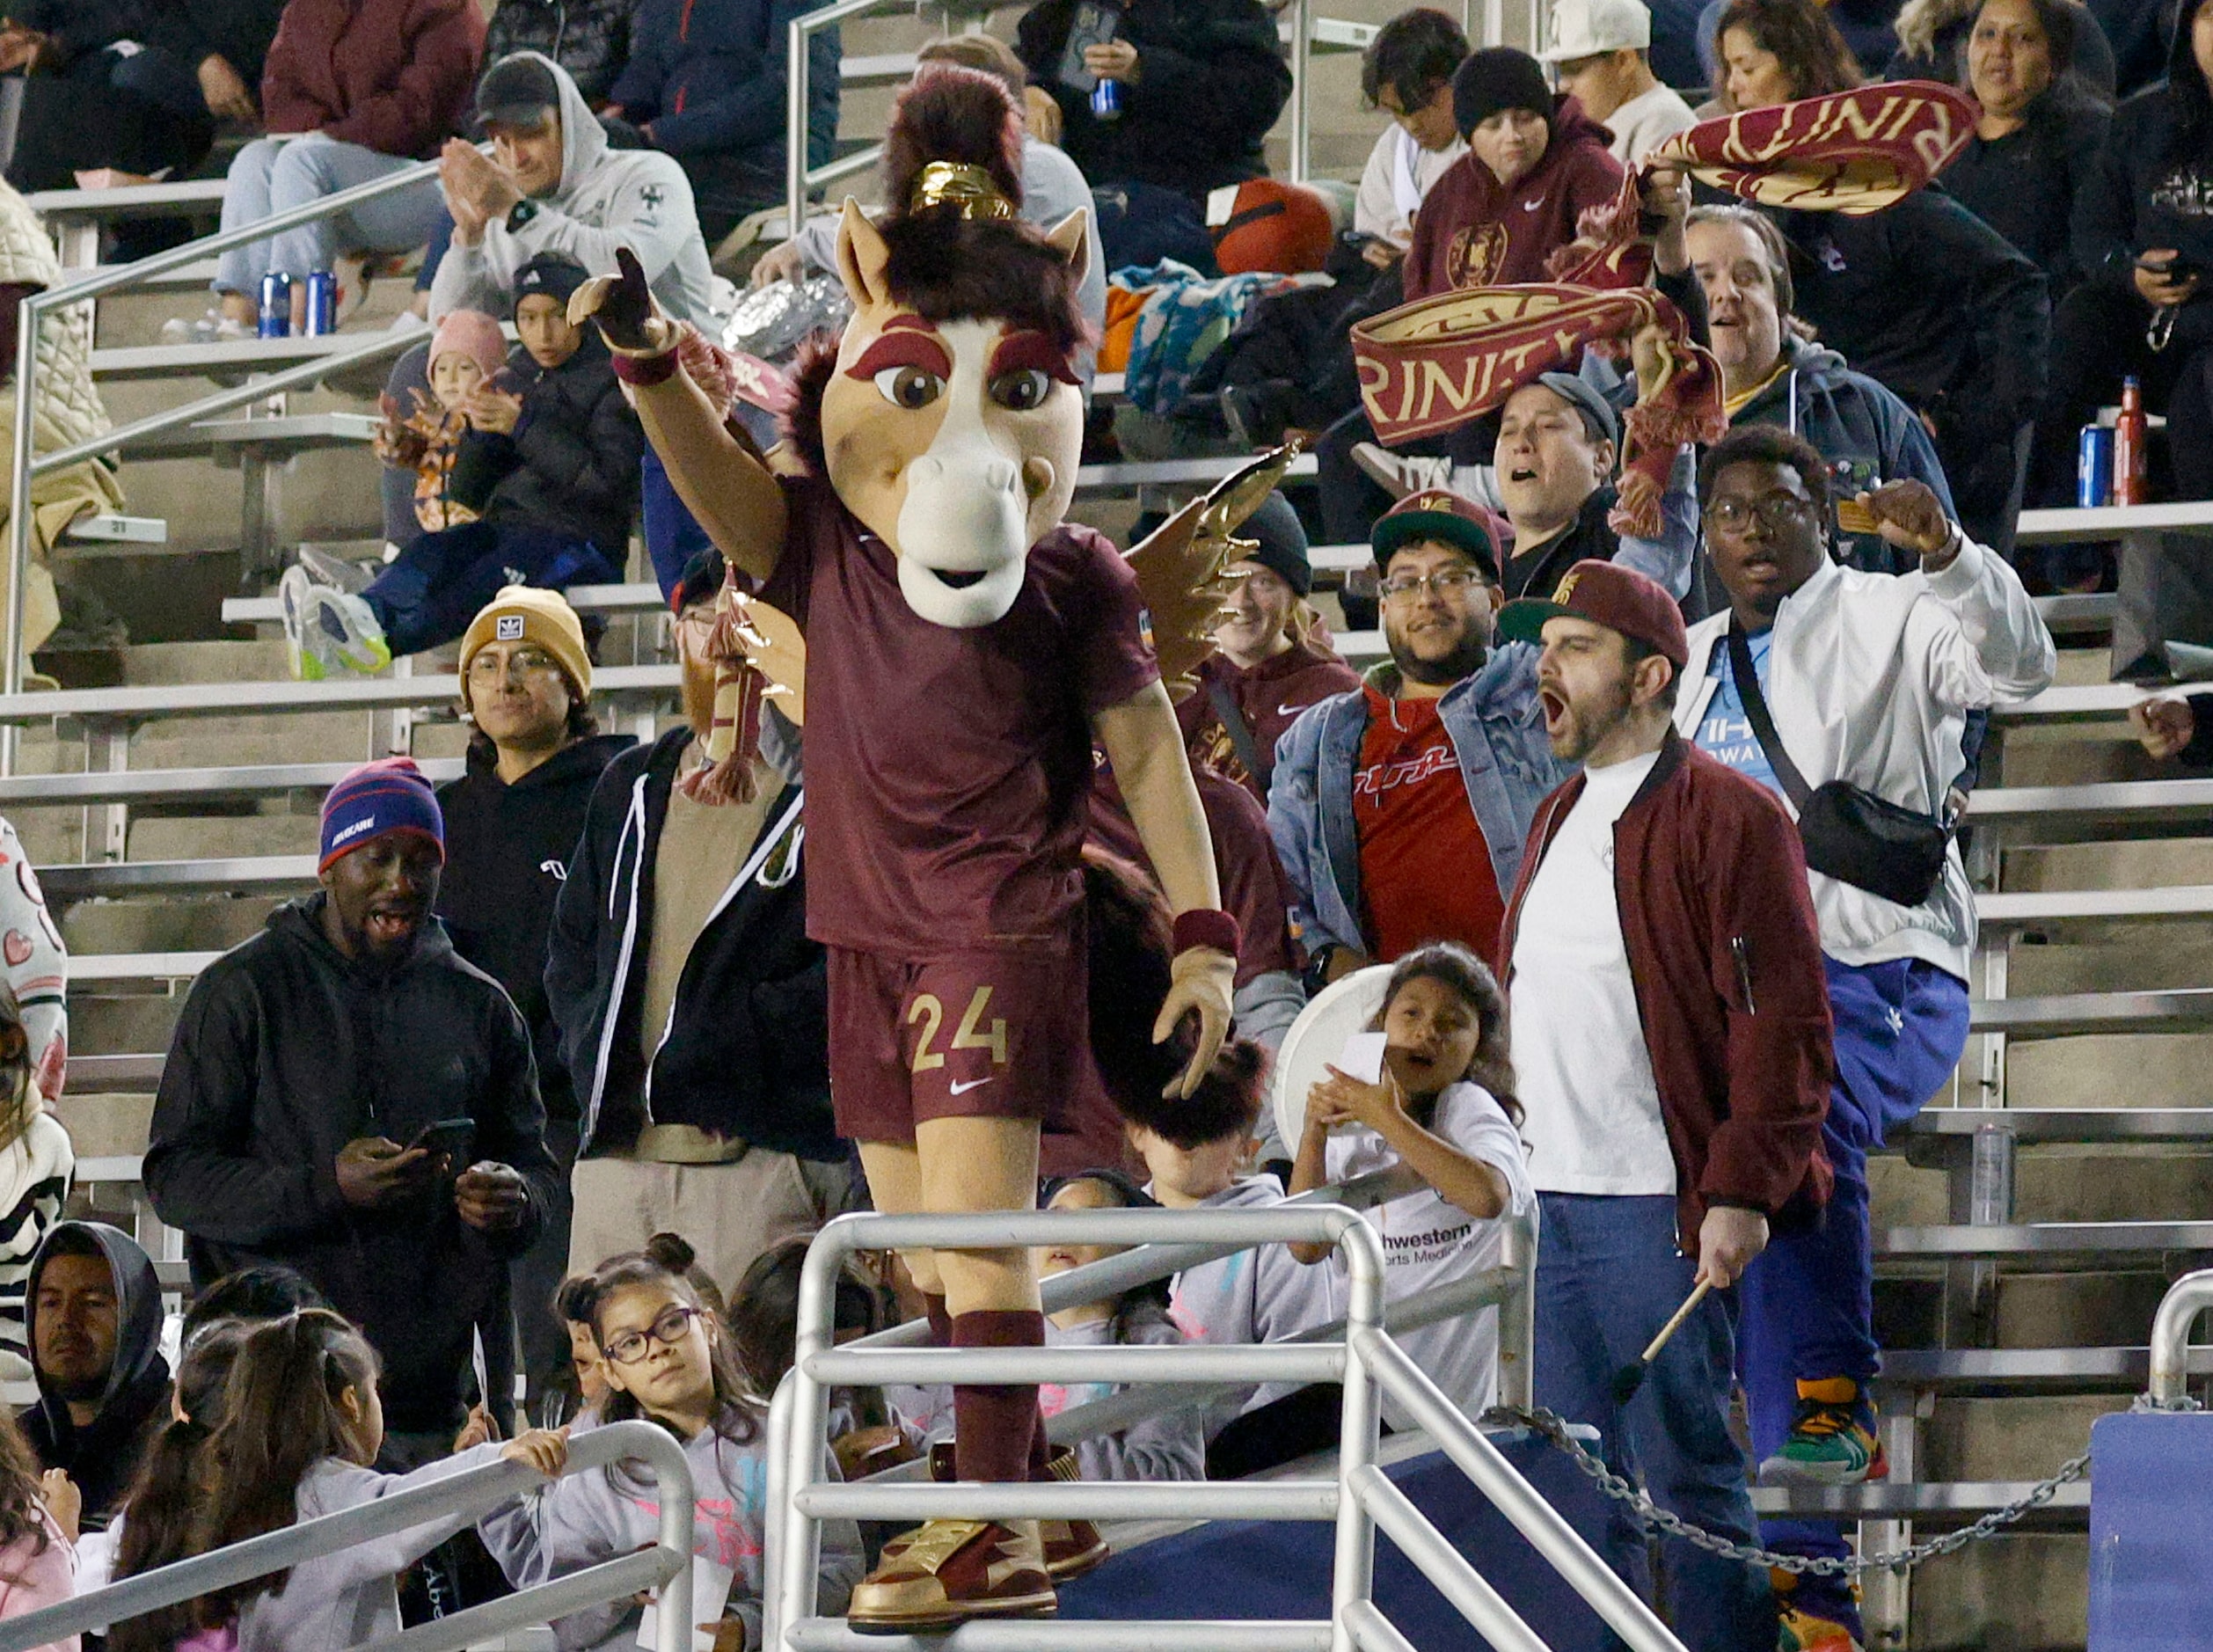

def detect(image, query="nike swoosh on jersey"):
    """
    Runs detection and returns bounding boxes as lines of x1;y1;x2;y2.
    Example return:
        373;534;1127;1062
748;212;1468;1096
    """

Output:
1522;201;1542;211
949;1076;995;1095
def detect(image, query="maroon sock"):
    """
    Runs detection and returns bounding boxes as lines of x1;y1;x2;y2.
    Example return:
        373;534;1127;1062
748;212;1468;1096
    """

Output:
950;1309;1045;1485
925;1292;953;1348
1029;1409;1054;1480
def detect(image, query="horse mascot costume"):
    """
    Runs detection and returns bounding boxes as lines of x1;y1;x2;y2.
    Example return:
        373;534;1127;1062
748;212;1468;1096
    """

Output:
573;63;1266;1631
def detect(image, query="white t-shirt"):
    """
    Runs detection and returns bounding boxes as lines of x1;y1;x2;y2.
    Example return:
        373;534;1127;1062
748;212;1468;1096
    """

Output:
1510;749;1677;1197
1325;1081;1534;1423
1601;82;1699;167
1353;124;1470;248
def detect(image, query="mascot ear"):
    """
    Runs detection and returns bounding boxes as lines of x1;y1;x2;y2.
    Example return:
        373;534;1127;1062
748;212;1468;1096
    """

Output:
1043;208;1091;290
836;198;894;312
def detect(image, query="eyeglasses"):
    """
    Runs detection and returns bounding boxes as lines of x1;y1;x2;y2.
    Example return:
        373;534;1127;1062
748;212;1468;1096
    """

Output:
467;646;561;681
1704;494;1815;535
602;1304;702;1364
1379;567;1486;603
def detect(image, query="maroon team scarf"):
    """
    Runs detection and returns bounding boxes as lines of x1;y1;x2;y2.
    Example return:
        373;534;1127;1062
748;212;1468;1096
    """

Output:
1350;82;1976;536
1351;285;1725;537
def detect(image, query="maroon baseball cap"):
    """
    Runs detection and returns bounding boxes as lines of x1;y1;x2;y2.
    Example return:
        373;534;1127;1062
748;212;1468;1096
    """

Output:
1371;488;1505;581
1495;559;1689;668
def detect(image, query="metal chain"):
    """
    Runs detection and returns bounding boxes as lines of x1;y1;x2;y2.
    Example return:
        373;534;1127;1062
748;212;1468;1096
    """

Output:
1480;1404;2092;1578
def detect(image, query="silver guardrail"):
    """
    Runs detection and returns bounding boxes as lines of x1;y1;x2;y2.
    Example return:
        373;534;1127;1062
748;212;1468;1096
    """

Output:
0;1417;697;1652
765;1200;1674;1652
2149;1267;2213;1407
5;156;450;765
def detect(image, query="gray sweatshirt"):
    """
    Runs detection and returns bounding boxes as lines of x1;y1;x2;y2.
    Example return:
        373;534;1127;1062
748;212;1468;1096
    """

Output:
478;1413;863;1652
235;1443;510;1652
1042;1308;1205;1484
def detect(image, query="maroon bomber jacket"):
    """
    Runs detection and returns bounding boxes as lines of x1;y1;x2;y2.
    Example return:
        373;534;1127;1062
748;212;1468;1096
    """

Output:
1498;729;1835;1255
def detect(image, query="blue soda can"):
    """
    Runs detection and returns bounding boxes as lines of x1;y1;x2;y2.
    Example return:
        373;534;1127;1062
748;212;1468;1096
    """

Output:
303;270;338;337
2078;424;2114;508
257;272;291;339
1091;76;1121;120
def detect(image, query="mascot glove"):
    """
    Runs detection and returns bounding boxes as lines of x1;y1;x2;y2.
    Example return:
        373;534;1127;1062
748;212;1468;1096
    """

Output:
567;245;679;359
1154;946;1238;1100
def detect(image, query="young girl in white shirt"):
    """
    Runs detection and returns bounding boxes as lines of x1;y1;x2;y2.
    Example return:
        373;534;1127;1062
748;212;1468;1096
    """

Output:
1289;942;1535;1422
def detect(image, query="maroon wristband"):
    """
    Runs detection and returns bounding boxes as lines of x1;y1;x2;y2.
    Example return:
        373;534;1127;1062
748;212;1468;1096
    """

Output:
1172;908;1241;957
611;347;680;387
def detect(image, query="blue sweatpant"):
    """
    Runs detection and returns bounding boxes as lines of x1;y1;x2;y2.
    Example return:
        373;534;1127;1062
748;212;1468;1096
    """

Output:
363;520;619;658
1535;1192;1776;1652
1736;954;1971;1612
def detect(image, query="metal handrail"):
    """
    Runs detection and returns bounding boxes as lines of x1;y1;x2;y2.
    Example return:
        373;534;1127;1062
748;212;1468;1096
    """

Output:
786;0;880;242
2148;1266;2213;1407
5;152;448;740
0;1418;697;1652
769;1205;1387;1652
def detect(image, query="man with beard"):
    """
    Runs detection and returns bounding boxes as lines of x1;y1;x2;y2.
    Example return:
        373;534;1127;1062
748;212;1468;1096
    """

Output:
22;1222;168;1526
1493;559;1833;1652
546;551;844;1297
1269;490;1570;984
145;759;558;1466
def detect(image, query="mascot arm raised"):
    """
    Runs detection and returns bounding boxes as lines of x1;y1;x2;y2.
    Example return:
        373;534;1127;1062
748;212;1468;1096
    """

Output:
1092;682;1237;1100
570;247;787;586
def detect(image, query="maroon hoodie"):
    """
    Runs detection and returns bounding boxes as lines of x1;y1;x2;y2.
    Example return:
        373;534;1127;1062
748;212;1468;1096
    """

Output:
1177;641;1363;801
262;0;486;159
1403;95;1626;302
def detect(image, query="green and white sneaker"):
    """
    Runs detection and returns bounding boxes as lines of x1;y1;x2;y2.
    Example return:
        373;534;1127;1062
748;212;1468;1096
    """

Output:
1759;1378;1887;1486
281;566;390;680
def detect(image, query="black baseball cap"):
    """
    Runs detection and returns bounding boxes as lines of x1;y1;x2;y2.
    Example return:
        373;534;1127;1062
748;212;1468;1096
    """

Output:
1532;371;1619;449
475;55;562;133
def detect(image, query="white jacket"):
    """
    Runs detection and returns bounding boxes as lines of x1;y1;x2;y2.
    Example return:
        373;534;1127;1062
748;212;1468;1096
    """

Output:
429;53;715;327
1675;539;2056;979
0;185;109;461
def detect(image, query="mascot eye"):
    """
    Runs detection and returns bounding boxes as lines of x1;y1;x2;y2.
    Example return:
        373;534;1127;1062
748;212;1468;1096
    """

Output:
989;369;1052;412
874;365;944;409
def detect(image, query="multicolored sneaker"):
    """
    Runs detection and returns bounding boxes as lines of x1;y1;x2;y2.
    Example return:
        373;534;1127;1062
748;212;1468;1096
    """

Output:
1778;1600;1864;1652
281;567;391;681
279;566;326;681
1760;1378;1888;1486
846;1517;1055;1633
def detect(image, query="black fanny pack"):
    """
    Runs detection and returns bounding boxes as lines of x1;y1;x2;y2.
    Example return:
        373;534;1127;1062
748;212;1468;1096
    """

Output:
1727;625;1954;909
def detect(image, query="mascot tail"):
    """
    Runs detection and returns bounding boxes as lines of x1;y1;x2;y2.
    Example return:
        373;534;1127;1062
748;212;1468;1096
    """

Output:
1084;849;1267;1147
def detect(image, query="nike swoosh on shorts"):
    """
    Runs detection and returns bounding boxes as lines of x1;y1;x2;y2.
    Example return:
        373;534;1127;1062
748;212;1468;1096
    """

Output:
950;1077;995;1095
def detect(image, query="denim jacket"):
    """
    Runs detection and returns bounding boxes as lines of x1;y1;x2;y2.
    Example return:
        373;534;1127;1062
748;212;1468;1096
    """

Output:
1267;646;1570;959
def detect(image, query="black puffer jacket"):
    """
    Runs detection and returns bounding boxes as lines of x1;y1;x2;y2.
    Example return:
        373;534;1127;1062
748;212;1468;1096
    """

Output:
484;0;640;108
1018;0;1290;201
449;334;642;557
143;898;559;1436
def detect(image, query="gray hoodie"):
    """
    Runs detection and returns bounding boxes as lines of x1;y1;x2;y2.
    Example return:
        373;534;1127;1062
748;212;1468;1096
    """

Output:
478;1412;862;1651
429;52;716;327
1042;1308;1205;1485
235;1444;510;1652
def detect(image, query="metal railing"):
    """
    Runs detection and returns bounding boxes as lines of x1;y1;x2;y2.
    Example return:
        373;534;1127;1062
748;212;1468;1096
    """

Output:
5;156;447;766
2148;1268;2213;1407
764;1202;1681;1652
0;1418;697;1652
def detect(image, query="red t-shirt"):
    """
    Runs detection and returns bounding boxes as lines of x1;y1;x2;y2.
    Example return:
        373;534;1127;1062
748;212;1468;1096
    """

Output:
1352;685;1505;962
761;479;1161;958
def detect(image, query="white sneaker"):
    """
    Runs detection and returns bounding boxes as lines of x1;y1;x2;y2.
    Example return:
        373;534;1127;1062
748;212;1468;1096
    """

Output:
1352;442;1453;501
281;567;390;680
297;545;374;594
158;309;248;347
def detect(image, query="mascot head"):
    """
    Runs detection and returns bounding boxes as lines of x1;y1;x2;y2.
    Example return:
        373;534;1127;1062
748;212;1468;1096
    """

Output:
811;65;1090;628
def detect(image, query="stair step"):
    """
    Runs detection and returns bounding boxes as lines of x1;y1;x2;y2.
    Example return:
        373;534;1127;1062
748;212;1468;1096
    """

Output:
1880;1221;2213;1258
60;514;165;545
1877;1345;2213;1393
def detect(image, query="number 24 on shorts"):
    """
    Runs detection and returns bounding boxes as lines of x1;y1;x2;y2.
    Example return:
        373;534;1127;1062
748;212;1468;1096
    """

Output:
907;985;1010;1071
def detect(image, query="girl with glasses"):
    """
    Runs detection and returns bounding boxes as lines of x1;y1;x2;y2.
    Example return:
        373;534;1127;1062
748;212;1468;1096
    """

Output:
478;1233;863;1652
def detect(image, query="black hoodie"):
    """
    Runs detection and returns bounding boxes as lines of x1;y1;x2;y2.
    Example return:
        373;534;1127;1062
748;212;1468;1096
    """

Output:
436;732;635;1128
143;897;559;1435
2073;8;2213;302
22;1222;169;1526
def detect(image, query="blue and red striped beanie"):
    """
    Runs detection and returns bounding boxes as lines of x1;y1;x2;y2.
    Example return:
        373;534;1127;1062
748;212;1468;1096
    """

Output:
318;758;446;872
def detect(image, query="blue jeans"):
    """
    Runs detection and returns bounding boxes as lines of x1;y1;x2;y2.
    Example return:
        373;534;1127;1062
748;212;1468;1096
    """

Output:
641;443;715;600
1535;1192;1775;1652
1736;954;1972;1606
363;520;618;657
214;135;447;295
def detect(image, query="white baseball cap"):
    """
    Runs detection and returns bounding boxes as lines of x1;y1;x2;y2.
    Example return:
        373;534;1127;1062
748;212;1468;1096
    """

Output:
1541;0;1653;61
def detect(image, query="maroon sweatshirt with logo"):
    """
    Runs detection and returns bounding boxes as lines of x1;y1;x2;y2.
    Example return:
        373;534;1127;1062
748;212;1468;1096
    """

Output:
1403;96;1626;302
